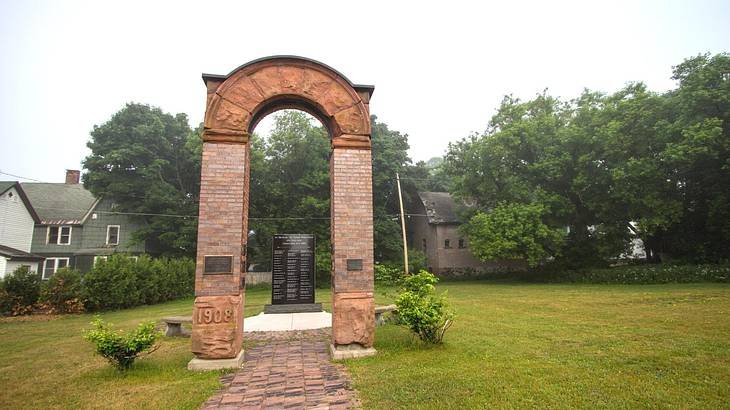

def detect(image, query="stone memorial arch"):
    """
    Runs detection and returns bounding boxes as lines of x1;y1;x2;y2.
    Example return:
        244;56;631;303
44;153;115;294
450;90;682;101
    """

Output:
189;56;376;369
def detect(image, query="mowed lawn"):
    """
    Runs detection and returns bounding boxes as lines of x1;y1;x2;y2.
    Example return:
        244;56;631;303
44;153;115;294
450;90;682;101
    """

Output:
0;287;336;409
345;283;730;409
1;283;729;409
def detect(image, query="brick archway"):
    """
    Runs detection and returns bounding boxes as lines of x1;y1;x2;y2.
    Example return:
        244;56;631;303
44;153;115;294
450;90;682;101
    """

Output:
191;56;376;367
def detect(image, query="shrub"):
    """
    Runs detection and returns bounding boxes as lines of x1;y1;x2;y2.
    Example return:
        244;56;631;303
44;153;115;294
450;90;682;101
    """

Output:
40;268;84;313
1;266;41;315
83;316;161;370
82;254;194;311
375;263;403;286
0;286;13;315
82;255;140;310
39;267;84;314
395;270;454;344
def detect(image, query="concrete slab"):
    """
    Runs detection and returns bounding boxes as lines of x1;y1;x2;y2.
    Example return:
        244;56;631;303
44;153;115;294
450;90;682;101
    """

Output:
330;343;377;360
244;311;332;332
187;349;244;371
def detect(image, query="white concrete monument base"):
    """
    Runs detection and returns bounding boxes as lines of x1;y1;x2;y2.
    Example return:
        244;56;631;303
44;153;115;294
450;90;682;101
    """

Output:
330;343;377;360
187;349;244;371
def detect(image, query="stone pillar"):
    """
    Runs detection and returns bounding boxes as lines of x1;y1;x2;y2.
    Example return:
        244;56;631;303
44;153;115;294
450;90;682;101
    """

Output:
189;136;249;370
330;142;376;359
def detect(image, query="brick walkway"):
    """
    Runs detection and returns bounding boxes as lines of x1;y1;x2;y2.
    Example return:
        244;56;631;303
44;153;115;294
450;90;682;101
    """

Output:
200;329;359;409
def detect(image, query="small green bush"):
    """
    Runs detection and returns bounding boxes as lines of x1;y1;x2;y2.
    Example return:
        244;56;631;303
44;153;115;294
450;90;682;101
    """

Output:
39;267;84;314
375;263;403;286
1;266;41;315
83;316;161;370
395;270;454;344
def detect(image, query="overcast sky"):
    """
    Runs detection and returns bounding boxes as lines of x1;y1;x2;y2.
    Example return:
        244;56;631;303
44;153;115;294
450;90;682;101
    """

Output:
1;0;728;183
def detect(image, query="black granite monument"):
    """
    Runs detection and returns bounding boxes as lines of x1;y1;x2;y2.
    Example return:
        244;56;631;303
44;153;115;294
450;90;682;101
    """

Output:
264;234;322;313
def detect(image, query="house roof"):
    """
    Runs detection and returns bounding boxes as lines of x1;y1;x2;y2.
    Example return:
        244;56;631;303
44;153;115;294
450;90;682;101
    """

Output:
20;183;99;225
0;244;44;261
417;192;460;225
0;181;14;194
0;181;41;223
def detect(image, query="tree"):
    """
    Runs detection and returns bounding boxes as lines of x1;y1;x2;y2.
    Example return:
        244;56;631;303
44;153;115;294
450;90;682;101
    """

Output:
462;203;564;267
445;53;730;267
370;116;418;265
83;103;200;256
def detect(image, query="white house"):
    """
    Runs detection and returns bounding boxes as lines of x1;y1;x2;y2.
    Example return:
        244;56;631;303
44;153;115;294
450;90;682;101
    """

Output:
0;182;43;277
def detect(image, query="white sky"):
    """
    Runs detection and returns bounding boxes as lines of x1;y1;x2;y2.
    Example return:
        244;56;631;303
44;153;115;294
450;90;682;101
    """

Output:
1;0;728;182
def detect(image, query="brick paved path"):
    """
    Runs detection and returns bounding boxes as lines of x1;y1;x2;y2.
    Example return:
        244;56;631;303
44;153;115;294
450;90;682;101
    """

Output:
200;329;359;409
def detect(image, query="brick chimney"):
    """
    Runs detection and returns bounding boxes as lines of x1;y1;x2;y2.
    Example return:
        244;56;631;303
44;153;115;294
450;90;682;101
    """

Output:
65;169;80;184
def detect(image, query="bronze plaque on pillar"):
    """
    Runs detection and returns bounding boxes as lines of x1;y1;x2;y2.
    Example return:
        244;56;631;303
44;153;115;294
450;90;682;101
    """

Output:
203;256;233;274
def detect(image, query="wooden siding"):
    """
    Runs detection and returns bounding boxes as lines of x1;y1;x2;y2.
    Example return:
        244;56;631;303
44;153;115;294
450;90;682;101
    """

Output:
80;199;146;253
0;186;35;252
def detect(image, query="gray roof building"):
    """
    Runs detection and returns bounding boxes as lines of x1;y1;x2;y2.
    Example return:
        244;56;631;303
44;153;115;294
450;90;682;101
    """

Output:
21;183;99;225
418;191;460;224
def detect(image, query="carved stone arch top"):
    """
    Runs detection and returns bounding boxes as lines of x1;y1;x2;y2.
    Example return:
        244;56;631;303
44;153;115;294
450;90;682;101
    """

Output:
202;56;374;148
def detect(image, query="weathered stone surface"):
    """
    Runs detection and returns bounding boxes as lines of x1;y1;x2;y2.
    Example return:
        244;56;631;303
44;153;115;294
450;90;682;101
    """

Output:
320;84;357;116
331;292;375;347
330;343;377;360
334;103;370;135
249;66;305;99
191;295;244;359
188;348;244;371
331;133;371;149
301;68;334;102
220;76;264;113
205;96;249;131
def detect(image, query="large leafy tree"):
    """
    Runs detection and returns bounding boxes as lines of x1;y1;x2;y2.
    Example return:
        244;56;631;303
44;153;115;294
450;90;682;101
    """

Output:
83;103;200;256
445;53;730;266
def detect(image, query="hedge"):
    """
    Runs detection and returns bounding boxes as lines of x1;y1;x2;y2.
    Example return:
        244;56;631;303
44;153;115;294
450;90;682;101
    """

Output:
0;254;195;315
560;264;730;284
431;264;730;284
83;254;195;310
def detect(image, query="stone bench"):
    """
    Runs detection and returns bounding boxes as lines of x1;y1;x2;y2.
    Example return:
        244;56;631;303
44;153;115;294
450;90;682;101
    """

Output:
375;304;398;326
162;316;192;337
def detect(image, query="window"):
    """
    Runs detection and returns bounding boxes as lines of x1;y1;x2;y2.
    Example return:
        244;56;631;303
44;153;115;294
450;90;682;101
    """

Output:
106;225;120;245
47;226;72;245
43;258;69;279
422;238;427;252
458;238;466;249
444;239;451;249
94;256;108;266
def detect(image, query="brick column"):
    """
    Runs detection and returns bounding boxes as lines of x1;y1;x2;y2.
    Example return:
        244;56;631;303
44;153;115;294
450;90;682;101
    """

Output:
330;144;376;357
191;139;249;363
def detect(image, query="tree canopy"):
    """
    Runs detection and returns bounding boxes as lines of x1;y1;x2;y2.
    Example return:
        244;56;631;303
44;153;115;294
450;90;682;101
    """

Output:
83;103;200;256
444;53;730;267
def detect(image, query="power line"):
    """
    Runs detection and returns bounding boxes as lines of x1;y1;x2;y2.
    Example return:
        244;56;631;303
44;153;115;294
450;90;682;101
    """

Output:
0;170;46;183
31;206;429;220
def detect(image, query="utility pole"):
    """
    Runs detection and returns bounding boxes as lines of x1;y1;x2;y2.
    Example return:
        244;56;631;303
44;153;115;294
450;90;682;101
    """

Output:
396;172;409;274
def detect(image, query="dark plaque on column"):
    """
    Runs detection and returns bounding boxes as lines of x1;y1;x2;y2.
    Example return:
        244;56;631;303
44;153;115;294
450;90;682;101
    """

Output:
264;234;322;313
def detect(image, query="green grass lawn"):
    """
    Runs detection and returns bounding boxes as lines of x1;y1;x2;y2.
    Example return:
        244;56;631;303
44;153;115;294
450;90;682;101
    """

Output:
0;287;335;409
345;282;730;409
1;283;729;409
